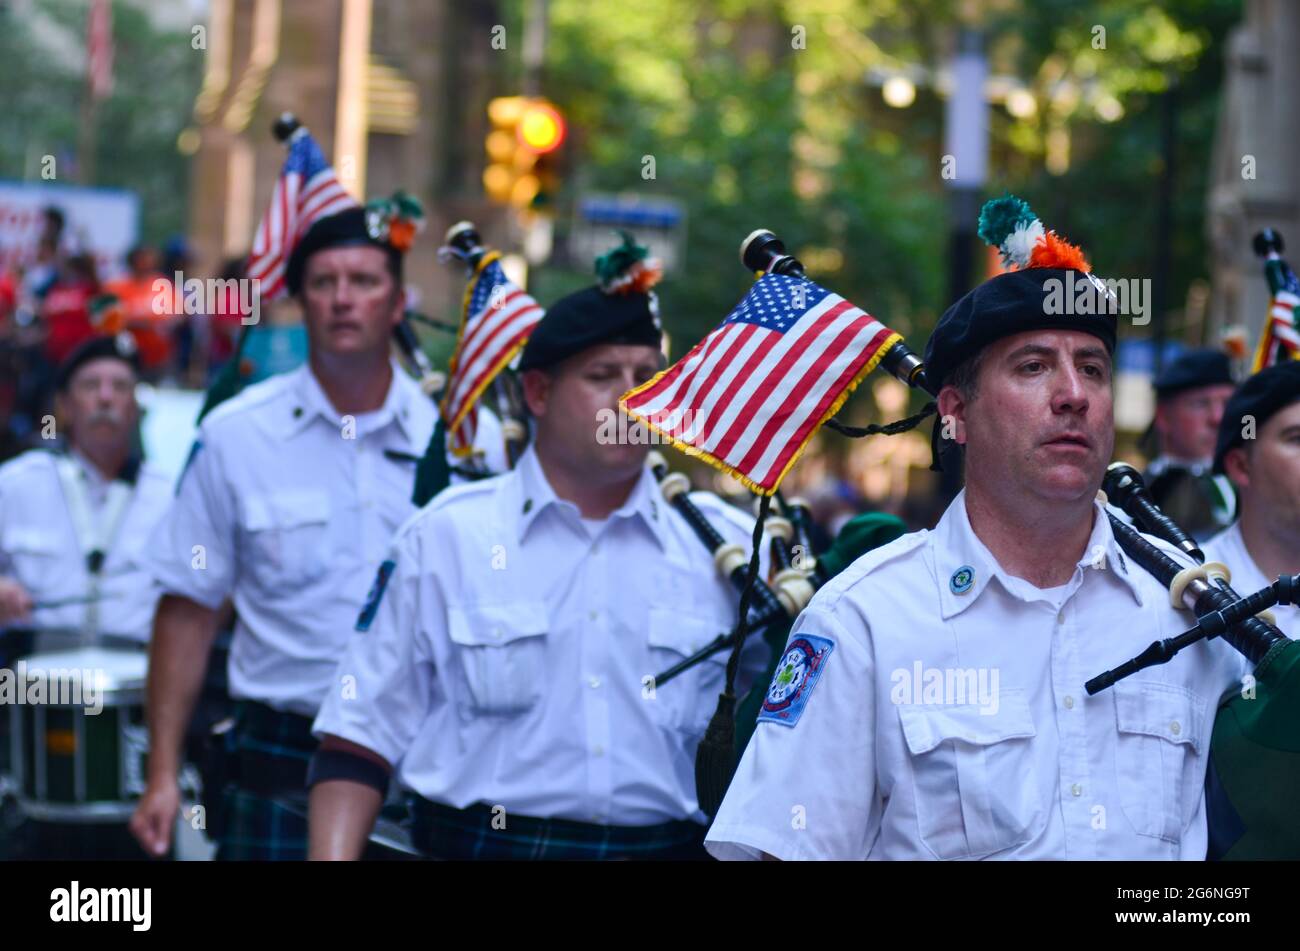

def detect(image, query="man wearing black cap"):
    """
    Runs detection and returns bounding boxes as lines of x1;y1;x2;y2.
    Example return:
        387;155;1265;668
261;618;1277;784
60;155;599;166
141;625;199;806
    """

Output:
0;334;171;643
1203;362;1300;637
305;237;768;860
707;196;1249;860
1144;348;1238;541
129;200;455;861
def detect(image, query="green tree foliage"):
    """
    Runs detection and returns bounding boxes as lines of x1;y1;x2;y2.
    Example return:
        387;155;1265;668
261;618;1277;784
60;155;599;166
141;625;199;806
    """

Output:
0;0;202;245
496;0;1239;422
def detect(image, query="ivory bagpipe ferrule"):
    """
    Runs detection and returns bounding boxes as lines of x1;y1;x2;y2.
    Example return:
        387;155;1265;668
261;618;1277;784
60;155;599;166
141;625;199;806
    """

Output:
646;450;788;627
1087;465;1292;693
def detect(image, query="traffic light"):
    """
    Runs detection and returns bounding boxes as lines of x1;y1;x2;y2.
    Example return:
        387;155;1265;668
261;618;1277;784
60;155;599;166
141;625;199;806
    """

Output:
483;96;566;212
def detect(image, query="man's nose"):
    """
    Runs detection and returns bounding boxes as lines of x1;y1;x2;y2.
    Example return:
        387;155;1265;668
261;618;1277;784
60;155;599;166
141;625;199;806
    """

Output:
1052;365;1090;413
332;279;355;308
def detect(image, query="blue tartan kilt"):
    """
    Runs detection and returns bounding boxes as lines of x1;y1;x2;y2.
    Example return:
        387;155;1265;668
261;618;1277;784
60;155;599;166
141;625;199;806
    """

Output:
213;701;316;862
410;797;709;861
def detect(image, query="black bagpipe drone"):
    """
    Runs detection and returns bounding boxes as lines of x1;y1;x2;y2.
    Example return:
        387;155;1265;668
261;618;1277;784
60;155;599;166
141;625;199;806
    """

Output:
664;228;940;815
1090;463;1300;859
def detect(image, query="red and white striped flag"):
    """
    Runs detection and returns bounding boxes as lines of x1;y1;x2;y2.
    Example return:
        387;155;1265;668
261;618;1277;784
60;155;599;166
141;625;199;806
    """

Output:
621;273;902;495
87;0;114;100
246;128;358;300
1251;255;1300;372
441;252;544;455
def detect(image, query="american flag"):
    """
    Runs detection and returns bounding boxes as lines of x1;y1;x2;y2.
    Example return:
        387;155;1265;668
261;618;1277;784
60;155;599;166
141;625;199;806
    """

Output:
621;273;901;495
87;0;114;100
1252;255;1300;372
441;253;544;455
246;128;358;300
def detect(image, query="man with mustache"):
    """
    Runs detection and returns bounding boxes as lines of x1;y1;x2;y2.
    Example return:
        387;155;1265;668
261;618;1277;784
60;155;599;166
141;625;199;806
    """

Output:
706;197;1251;860
0;334;171;644
129;201;501;861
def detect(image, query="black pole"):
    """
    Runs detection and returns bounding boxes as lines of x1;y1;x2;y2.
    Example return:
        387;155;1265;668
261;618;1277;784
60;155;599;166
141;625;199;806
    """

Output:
1152;79;1177;377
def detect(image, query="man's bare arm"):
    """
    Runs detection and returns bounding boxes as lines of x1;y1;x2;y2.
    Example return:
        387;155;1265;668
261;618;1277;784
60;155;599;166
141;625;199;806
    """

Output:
307;735;392;861
128;594;220;856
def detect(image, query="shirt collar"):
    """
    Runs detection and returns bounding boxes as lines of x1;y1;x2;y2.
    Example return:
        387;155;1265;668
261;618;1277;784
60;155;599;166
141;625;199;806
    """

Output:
284;359;419;441
935;489;1144;620
513;446;668;550
1147;454;1212;479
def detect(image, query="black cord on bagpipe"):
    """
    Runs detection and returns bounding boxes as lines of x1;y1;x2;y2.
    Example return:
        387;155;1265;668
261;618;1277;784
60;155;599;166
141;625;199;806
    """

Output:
1086;464;1296;694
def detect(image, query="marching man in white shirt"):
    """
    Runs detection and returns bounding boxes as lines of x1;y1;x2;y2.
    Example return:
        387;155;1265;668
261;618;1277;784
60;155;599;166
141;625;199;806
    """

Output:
0;334;171;645
1203;362;1300;638
128;197;501;860
306;239;768;860
706;197;1250;861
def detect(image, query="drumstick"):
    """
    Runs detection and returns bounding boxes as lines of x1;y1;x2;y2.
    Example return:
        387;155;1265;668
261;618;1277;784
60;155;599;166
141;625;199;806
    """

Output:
30;592;122;609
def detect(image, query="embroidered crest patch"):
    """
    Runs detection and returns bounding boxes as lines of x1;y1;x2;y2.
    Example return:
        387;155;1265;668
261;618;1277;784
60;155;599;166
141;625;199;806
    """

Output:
355;559;396;632
757;634;835;727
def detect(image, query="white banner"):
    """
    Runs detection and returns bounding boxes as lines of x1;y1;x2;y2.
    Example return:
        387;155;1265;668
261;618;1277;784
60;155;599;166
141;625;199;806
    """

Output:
0;181;141;281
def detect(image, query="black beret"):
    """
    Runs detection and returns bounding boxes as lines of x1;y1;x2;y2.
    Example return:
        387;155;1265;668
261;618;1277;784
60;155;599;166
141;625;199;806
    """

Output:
923;268;1118;391
1213;361;1300;473
517;286;662;372
1153;348;1234;398
285;207;401;296
57;333;140;390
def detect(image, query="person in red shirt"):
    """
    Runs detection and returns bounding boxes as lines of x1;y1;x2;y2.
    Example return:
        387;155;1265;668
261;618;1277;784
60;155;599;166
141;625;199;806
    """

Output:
41;254;100;365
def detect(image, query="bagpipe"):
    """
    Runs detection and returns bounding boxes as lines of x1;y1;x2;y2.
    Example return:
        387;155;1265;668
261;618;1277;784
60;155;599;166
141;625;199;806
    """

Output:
664;228;940;814
399;220;541;504
1089;463;1300;859
649;229;939;692
1250;228;1300;373
436;222;531;468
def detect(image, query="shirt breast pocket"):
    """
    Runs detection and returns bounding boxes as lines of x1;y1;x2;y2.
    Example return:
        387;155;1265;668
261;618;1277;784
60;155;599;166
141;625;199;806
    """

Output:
1112;680;1206;842
646;607;729;733
899;692;1045;860
447;601;548;717
3;527;62;586
239;489;331;589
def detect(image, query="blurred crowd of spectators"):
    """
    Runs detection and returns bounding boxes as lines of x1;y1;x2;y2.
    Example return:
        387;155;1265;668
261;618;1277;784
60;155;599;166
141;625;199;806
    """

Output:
0;206;249;464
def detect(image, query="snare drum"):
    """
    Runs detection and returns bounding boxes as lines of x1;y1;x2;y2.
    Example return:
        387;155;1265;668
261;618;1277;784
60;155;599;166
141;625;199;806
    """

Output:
9;648;149;823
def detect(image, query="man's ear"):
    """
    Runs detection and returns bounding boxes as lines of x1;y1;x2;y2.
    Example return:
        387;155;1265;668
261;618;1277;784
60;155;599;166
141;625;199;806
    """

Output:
1152;402;1171;440
520;368;551;419
388;283;407;328
1222;445;1251;491
936;384;969;447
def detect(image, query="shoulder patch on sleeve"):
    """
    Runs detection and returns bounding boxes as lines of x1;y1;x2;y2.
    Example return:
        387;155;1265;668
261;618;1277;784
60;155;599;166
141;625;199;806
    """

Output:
757;634;835;727
355;559;397;632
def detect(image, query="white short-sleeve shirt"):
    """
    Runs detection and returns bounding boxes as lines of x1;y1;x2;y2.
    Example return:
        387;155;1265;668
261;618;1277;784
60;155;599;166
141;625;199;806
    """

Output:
0;449;172;642
706;491;1250;860
1203;522;1297;638
313;446;771;826
145;361;504;716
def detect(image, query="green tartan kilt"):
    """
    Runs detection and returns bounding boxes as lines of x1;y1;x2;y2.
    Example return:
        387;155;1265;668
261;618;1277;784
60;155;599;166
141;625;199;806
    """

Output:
212;701;316;862
410;798;708;861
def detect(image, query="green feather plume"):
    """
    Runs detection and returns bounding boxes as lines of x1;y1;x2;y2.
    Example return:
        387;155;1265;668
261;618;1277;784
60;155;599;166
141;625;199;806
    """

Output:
977;195;1036;250
594;231;649;290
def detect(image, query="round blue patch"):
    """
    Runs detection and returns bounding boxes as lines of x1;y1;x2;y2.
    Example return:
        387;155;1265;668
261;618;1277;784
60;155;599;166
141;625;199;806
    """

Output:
950;565;975;595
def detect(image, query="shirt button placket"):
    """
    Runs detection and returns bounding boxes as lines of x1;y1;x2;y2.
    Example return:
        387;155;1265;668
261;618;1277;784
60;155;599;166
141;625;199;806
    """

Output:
1051;600;1096;859
584;535;611;822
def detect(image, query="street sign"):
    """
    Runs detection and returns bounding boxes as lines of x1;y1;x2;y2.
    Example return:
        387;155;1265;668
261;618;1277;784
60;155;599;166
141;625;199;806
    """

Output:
570;194;686;273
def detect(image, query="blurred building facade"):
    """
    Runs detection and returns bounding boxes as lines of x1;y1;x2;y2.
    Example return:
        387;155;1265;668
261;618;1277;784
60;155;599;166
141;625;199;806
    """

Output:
186;0;513;309
1206;0;1300;348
